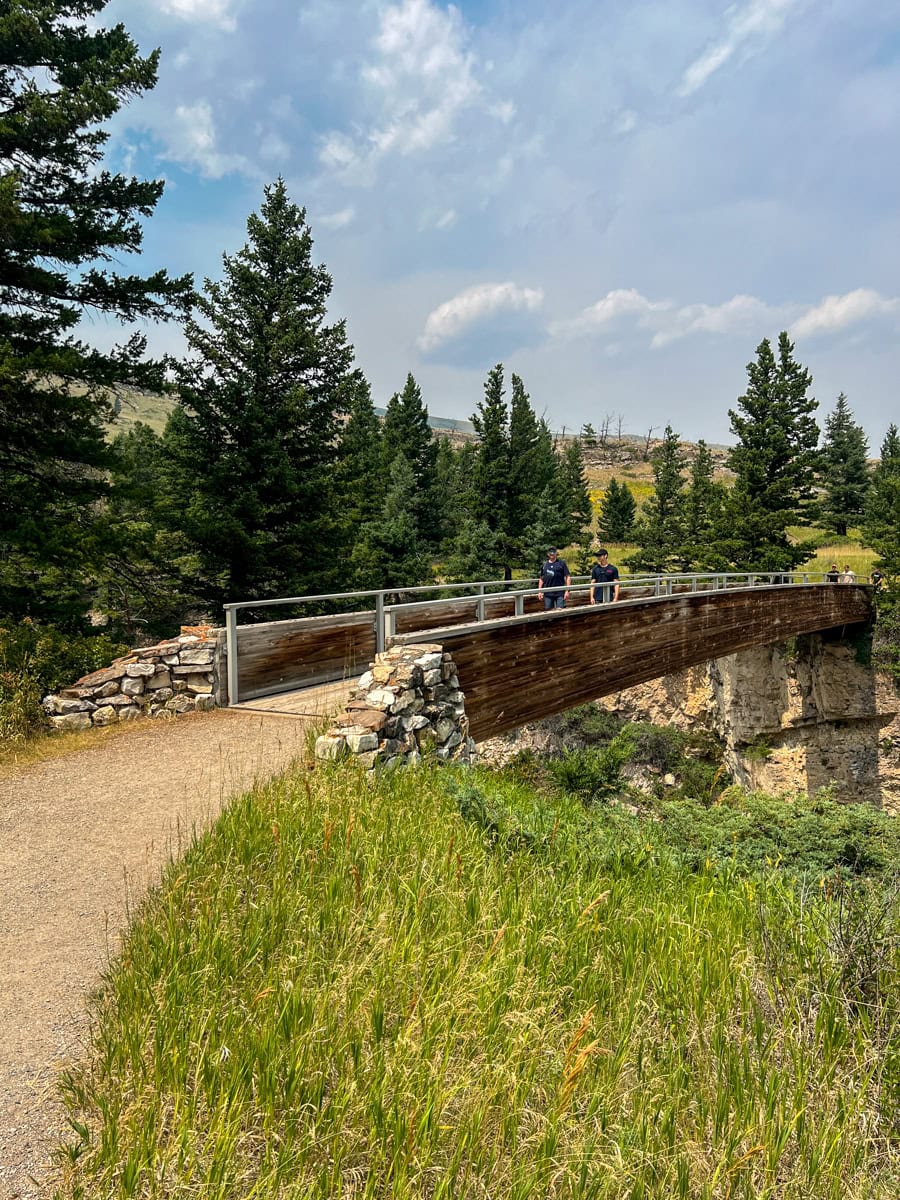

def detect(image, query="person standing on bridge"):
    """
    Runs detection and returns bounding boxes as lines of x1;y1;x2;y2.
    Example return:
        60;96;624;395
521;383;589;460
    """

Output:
590;548;620;604
839;564;857;584
538;547;571;609
825;563;840;583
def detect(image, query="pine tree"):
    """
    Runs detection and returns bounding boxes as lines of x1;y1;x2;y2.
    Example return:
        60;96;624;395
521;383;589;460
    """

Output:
337;373;383;529
0;0;191;623
471;363;510;533
521;486;569;573
507;373;543;542
381;373;439;545
820;393;870;537
626;425;687;573
862;425;900;580
165;180;357;610
351;455;431;592
598;478;636;543
681;440;726;569
558;439;593;547
714;333;820;571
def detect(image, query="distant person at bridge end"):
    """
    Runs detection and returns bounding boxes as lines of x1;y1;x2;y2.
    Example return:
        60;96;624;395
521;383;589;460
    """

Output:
538;547;570;610
839;564;856;584
825;563;839;583
590;548;620;604
871;568;886;591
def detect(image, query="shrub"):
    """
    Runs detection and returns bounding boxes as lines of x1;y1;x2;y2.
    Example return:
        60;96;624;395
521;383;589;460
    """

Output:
547;736;634;803
0;669;47;743
0;621;128;697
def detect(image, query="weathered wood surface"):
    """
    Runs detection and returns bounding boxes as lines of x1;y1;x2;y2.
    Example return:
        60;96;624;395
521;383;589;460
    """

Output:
396;585;875;741
234;589;588;700
236;612;377;700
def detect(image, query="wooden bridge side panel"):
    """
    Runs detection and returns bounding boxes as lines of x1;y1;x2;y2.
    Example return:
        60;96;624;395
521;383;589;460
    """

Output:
408;587;873;741
236;613;376;700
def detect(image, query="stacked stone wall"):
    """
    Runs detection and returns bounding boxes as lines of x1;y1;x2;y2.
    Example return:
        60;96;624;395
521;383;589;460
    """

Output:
315;643;476;771
42;626;225;731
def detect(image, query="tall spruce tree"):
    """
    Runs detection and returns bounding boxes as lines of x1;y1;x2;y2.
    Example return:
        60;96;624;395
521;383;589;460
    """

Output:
681;440;726;569
626;425;687;573
351;455;431;592
165;180;356;610
471;363;510;533
381;373;439;545
862;424;900;580
558;439;593;547
0;0;190;623
507;373;543;543
336;372;383;530
598;478;636;543
714;333;820;571
820;393;870;537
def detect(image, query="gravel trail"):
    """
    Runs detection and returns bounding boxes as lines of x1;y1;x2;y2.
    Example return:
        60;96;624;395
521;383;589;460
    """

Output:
0;709;318;1198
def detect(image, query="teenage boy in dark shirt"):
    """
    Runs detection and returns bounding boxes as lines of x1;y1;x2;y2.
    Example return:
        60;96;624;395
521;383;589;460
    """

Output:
538;547;571;609
590;548;620;603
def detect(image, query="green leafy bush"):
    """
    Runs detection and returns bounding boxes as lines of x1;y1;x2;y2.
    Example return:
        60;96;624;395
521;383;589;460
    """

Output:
546;735;634;803
0;620;128;744
0;620;128;697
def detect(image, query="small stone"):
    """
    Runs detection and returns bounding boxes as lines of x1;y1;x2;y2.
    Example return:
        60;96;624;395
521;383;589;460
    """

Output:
356;750;381;770
346;730;379;753
96;681;120;698
162;654;180;665
125;662;156;677
173;680;188;694
423;668;441;686
407;749;422;767
121;676;145;697
414;651;443;671
182;672;212;694
179;647;214;665
73;663;128;688
50;712;92;732
153;687;174;703
435;717;456;742
372;664;393;683
57;697;97;715
663;773;677;787
315;733;348;760
165;694;195;714
118;705;142;721
357;670;374;690
147;669;171;690
92;706;119;726
444;729;463;750
194;694;216;712
366;688;396;710
336;708;387;732
402;714;431;732
390;689;417;713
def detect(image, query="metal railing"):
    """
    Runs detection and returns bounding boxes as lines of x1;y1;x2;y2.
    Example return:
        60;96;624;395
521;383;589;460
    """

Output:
223;570;845;706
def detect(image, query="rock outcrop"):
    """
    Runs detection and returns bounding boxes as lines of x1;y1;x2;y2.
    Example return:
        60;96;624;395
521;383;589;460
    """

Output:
597;633;899;812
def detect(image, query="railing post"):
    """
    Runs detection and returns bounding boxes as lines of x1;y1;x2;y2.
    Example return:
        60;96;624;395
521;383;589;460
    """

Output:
654;576;661;597
476;583;485;623
514;593;524;617
225;605;239;706
802;573;808;584
375;591;385;655
691;576;698;592
665;579;672;597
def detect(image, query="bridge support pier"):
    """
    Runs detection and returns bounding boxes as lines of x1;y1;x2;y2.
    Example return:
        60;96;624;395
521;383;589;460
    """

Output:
709;630;891;807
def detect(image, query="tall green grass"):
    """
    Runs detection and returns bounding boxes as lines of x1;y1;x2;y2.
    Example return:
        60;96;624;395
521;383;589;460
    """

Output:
57;767;899;1198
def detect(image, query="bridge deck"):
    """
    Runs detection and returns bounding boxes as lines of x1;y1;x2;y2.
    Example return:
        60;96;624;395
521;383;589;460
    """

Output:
232;679;354;720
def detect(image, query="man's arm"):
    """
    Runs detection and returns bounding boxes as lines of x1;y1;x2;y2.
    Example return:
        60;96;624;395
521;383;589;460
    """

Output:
564;569;571;599
612;580;620;602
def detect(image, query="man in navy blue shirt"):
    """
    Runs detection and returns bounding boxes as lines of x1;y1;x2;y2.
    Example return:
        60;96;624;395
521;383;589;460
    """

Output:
590;548;620;604
538;547;571;609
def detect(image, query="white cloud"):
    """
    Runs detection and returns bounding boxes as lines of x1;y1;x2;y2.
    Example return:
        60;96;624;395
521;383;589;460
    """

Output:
558;286;900;348
790;288;900;337
419;282;544;352
652;294;788;346
317;206;355;230
678;0;804;97
164;100;249;177
319;0;509;183
158;0;238;32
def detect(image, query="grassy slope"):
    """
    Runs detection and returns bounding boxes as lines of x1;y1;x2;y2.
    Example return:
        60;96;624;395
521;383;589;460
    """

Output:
57;765;898;1199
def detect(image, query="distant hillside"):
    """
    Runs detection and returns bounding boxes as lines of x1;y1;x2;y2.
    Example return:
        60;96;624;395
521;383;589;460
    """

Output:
103;385;175;438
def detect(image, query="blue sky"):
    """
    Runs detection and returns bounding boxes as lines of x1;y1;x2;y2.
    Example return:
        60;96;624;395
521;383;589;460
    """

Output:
93;0;900;445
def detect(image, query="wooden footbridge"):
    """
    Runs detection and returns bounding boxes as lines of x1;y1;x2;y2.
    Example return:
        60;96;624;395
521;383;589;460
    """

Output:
224;573;874;741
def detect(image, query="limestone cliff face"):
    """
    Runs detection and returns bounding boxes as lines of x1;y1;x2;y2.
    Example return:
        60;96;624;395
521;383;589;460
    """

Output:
597;634;899;813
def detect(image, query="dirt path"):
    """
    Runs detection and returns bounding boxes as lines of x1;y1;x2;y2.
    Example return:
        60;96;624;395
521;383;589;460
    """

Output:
0;708;328;1198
